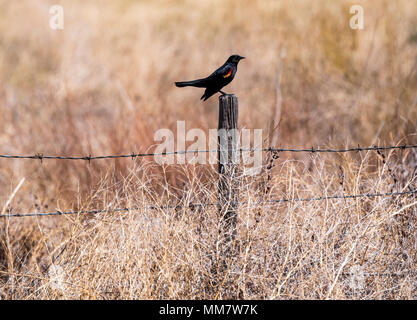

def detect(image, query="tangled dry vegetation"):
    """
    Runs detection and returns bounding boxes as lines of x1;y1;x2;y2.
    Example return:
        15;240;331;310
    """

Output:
0;0;417;299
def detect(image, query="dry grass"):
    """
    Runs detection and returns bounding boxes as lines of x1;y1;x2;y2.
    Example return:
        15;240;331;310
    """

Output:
0;0;417;299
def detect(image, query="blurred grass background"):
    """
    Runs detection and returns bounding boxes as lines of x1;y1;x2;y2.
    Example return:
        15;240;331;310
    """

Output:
0;0;417;299
1;0;417;205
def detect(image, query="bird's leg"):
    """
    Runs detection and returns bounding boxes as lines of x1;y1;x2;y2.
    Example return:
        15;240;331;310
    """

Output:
219;90;228;95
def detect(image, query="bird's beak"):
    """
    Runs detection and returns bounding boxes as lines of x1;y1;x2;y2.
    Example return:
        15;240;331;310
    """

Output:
240;56;245;60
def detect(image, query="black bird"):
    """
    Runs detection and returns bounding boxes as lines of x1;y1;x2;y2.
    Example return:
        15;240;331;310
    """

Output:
175;54;245;101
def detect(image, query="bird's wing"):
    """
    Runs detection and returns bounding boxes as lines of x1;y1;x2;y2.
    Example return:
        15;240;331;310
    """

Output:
206;63;234;83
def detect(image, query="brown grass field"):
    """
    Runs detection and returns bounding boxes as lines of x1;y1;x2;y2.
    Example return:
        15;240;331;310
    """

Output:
1;0;417;299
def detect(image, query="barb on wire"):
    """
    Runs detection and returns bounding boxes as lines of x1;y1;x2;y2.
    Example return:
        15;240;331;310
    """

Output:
1;189;415;218
1;144;416;162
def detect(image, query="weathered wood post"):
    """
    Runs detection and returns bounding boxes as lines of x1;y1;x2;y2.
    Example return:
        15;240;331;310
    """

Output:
218;94;239;256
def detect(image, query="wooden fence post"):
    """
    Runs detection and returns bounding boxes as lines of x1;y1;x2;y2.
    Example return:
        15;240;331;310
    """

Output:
218;94;239;255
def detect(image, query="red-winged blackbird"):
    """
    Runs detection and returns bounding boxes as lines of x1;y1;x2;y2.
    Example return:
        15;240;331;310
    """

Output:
175;54;245;101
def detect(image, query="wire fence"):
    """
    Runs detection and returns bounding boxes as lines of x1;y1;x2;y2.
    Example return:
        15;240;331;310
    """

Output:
1;143;417;218
1;144;417;161
1;188;416;218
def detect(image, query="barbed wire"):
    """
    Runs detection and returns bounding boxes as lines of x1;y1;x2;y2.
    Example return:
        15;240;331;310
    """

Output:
1;188;415;218
1;143;416;217
341;271;417;278
1;144;416;162
261;189;417;204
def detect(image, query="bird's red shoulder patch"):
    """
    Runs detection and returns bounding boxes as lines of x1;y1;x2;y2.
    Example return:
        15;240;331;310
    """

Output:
223;67;233;78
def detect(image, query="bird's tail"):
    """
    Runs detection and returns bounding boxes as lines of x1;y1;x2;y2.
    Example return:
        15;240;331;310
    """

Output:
175;79;208;88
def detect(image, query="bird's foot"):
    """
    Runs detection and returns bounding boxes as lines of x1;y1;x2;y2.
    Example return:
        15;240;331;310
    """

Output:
219;90;228;95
